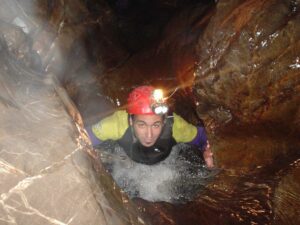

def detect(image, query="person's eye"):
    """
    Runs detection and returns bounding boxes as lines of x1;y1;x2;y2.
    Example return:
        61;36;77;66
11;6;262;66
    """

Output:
137;123;145;128
153;123;162;128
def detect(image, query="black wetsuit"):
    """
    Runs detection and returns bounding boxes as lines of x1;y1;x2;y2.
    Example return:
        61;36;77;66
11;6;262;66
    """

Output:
118;117;176;165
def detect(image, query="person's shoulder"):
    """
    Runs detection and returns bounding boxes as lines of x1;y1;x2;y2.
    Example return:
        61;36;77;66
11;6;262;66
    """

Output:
172;112;187;123
92;109;129;140
112;109;129;125
114;110;128;116
113;110;128;122
172;112;196;129
103;110;127;120
171;112;197;142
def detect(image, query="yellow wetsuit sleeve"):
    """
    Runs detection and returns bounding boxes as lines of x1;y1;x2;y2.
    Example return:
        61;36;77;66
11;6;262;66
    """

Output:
172;113;197;143
91;110;129;140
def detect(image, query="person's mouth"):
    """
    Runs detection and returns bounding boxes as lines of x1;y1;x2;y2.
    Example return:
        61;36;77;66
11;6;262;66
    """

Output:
144;140;154;146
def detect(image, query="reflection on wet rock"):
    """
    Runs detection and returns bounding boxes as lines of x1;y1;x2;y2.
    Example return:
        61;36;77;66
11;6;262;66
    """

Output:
0;40;146;224
274;160;300;224
195;0;300;128
193;0;300;173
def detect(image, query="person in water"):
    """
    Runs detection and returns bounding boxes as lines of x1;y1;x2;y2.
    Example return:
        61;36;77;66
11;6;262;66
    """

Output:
86;85;214;168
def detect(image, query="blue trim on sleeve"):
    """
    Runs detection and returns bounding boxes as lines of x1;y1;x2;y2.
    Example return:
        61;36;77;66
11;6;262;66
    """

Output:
188;126;207;151
86;127;102;146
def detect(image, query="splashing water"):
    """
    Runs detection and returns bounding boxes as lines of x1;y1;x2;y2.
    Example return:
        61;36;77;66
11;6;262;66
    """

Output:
97;141;219;203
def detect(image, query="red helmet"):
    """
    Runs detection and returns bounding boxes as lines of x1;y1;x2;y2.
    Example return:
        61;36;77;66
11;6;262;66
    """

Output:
127;86;168;115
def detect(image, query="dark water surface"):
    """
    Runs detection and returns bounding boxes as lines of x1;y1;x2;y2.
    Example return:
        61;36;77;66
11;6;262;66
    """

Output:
95;115;300;224
134;149;300;225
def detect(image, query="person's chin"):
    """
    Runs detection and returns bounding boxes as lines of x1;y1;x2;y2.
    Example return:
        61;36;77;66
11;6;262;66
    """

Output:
142;141;155;147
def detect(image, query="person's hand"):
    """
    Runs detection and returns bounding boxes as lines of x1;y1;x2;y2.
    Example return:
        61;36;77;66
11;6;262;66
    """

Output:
203;141;214;168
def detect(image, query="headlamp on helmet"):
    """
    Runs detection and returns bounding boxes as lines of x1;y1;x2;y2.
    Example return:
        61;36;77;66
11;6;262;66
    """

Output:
127;86;169;115
151;89;168;115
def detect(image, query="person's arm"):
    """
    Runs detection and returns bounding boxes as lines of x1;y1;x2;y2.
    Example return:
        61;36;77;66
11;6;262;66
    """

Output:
85;110;129;147
202;141;214;168
189;125;214;168
189;126;214;168
86;126;103;146
188;126;207;151
172;113;214;168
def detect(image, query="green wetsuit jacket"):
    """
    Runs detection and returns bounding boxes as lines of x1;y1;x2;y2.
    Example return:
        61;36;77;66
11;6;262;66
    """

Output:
86;110;207;164
90;110;198;144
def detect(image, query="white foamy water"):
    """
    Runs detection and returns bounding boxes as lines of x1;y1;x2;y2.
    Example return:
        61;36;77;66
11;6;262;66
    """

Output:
112;154;179;202
98;142;217;203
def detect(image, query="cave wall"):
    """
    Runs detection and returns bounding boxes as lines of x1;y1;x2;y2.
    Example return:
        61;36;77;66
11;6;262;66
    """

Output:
0;0;147;224
194;0;300;172
0;50;146;224
195;0;300;128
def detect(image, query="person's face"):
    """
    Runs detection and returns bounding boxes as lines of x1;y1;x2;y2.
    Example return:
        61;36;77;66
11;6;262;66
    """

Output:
130;114;164;147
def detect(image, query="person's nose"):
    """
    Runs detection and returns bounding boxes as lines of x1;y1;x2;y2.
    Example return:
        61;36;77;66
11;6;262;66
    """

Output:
146;126;153;139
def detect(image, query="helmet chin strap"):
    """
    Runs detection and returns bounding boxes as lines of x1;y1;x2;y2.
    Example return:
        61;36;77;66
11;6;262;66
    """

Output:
128;114;137;142
130;124;138;143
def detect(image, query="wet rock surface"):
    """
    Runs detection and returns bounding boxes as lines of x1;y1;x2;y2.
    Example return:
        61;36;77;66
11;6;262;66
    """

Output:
0;22;146;225
165;0;299;224
193;0;300;182
194;0;300;128
273;159;300;224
